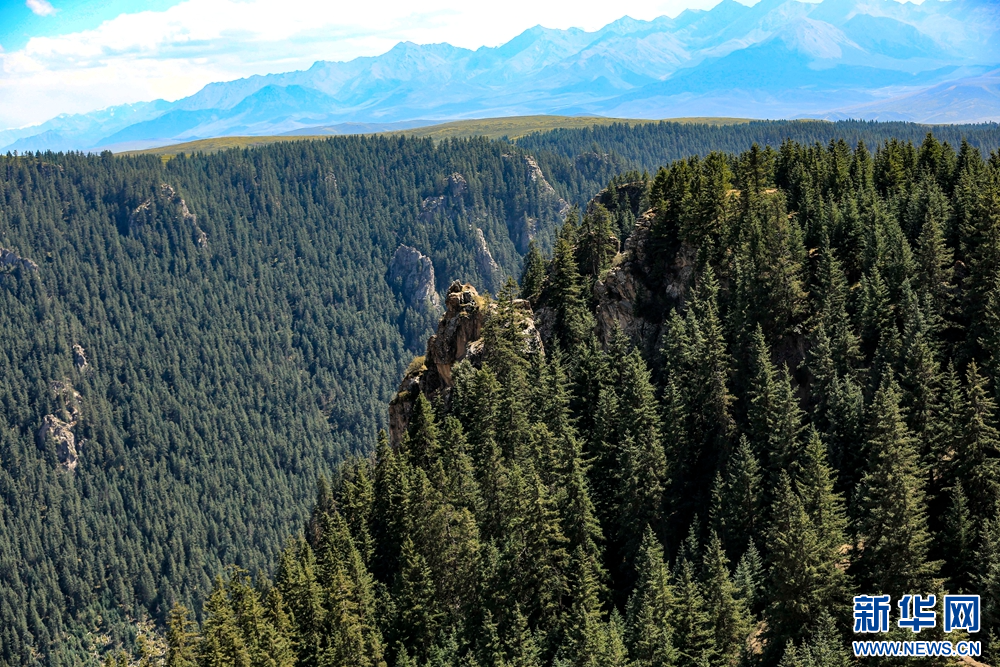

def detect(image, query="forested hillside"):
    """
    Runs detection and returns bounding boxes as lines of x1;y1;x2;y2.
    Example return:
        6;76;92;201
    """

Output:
518;120;1000;179
0;136;570;665
5;123;1000;666
172;133;1000;667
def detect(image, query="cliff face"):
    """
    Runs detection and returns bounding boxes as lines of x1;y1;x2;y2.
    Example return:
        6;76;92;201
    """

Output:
389;281;486;444
389;245;441;310
37;381;84;472
129;184;208;247
38;415;79;472
503;153;571;254
411;162;569;293
389;280;542;444
0;247;39;272
389;180;687;444
73;344;89;369
473;229;502;294
592;208;696;350
419;173;467;221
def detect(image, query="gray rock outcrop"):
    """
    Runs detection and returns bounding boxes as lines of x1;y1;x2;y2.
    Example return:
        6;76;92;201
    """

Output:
38;380;84;471
388;281;542;444
389;245;441;309
502;153;571;252
420;194;446;219
130;184;208;247
592;208;697;348
473;228;502;293
447;173;467;198
419;173;468;221
0;247;39;272
38;415;79;472
73;344;89;369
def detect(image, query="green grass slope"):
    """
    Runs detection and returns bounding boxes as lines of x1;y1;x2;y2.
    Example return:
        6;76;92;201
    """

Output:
124;115;756;157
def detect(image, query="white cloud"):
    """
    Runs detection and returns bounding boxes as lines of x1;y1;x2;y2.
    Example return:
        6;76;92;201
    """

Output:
0;0;923;129
3;0;725;127
25;0;57;17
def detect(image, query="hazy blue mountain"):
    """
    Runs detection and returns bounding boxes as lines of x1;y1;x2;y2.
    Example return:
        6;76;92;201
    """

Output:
1;100;172;151
829;68;1000;123
5;0;999;152
840;14;943;60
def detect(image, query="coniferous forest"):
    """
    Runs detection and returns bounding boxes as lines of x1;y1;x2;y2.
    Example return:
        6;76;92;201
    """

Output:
1;121;1000;666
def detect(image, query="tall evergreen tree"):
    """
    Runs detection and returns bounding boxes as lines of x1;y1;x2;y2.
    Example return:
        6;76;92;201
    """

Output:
899;303;940;439
615;346;668;584
980;275;1000;387
912;177;955;323
546;214;595;356
733;542;765;615
854;379;940;595
557;545;609;667
166;604;199;667
746;326;778;461
663;269;735;529
798;429;849;563
577;203;618;281
393;537;442;663
766;473;848;654
520;240;547;306
811;240;859;374
200;576;247;666
776;612;851;667
702;532;751;667
670;550;716;667
403;393;440;471
717;436;762;559
942;482;975;593
626;528;677;667
976;503;1000;641
767;366;807;486
953;363;1000;522
957;151;1000;345
312;505;385;667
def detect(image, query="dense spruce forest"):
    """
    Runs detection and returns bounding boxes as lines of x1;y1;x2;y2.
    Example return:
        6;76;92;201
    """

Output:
160;132;1000;667
1;121;1000;666
0;136;572;665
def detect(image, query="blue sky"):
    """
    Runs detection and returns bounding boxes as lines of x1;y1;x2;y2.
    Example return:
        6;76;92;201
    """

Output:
0;0;927;130
0;0;179;51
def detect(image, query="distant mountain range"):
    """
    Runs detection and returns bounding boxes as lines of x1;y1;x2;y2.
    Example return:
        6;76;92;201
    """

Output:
4;0;999;153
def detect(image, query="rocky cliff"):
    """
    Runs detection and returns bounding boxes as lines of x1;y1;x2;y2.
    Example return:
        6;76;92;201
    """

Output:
388;280;542;444
503;153;571;253
37;380;84;471
0;247;39;272
592;207;697;350
473;228;502;294
389;245;441;309
420;173;468;221
73;344;89;369
130;184;208;247
388;179;691;443
38;415;79;472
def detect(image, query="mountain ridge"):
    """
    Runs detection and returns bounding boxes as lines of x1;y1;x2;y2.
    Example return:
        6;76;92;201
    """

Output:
4;0;1000;152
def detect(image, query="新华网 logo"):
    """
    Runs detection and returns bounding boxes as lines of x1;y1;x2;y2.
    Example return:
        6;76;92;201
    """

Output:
853;594;979;633
851;594;982;658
